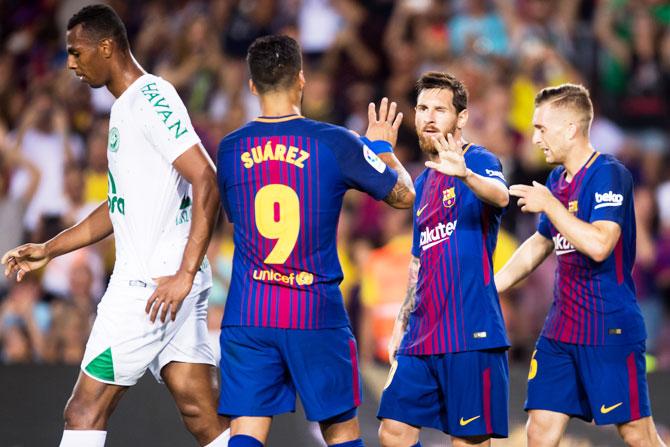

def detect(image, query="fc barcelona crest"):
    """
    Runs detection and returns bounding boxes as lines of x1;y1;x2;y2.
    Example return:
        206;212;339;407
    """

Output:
442;187;456;208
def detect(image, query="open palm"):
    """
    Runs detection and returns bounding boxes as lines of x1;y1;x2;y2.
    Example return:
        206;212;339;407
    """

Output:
425;133;467;178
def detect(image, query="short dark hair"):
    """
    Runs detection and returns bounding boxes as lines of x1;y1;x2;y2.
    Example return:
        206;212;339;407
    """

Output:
535;84;593;134
416;72;468;113
67;4;129;51
247;35;302;94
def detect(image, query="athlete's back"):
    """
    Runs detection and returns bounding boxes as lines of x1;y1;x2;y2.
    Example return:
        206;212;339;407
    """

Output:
217;115;398;329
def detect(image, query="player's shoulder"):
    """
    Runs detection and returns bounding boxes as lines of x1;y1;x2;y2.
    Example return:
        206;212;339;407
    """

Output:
305;119;358;143
126;74;179;111
587;153;633;191
464;143;500;164
592;153;631;177
218;121;259;152
415;168;430;188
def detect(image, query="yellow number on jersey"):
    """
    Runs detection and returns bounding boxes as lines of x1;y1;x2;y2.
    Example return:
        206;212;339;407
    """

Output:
528;349;538;380
255;184;300;264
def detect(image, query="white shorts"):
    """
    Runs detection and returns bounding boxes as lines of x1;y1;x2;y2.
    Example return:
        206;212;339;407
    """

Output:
80;283;215;386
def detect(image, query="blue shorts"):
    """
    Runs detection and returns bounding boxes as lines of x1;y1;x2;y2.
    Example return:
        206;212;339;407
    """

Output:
525;336;651;425
378;350;509;438
218;326;361;422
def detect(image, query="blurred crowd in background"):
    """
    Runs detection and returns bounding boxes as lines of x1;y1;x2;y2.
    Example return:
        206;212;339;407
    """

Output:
0;0;669;374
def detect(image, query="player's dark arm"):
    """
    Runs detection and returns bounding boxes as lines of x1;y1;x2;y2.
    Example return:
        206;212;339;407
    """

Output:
378;152;415;209
495;232;553;293
388;256;420;362
172;144;220;279
145;144;220;323
44;202;114;257
2;202;113;281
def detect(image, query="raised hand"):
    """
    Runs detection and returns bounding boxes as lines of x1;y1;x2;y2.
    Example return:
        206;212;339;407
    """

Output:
1;244;51;282
424;133;467;178
509;181;554;213
365;97;403;147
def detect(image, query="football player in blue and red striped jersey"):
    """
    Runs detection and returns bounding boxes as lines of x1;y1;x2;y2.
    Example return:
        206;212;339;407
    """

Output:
378;72;511;447
496;84;665;447
215;35;414;447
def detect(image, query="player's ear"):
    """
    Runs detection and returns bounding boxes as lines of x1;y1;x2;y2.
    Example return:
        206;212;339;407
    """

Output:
456;109;468;129
99;38;113;59
298;70;305;89
566;122;578;140
249;79;259;97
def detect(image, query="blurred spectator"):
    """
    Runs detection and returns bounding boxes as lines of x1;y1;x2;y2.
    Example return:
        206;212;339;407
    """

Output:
0;277;49;363
358;208;413;365
0;134;40;294
8;92;82;233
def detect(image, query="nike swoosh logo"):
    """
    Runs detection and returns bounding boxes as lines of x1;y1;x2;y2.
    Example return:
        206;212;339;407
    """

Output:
416;203;429;217
459;415;480;426
600;402;623;414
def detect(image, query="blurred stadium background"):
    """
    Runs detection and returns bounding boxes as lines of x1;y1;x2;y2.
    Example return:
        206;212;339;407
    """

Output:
0;0;669;445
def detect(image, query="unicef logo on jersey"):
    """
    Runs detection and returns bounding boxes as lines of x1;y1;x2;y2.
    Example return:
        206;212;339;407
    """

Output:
108;127;120;152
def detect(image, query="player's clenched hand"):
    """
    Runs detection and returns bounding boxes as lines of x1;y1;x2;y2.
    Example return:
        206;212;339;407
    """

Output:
145;271;194;323
1;243;50;282
365;97;403;147
424;133;468;178
509;181;554;213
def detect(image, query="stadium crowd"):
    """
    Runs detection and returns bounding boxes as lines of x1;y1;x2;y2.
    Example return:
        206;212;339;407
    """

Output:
0;0;669;374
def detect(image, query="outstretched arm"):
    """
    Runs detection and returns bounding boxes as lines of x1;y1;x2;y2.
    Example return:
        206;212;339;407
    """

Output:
425;133;509;208
495;232;554;293
365;98;415;209
388;256;420;363
2;202;112;281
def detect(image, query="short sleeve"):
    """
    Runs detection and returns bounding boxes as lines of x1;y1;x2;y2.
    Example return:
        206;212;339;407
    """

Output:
587;162;630;227
537;212;552;239
467;149;507;187
135;78;201;163
322;127;398;200
536;173;554;239
216;137;234;222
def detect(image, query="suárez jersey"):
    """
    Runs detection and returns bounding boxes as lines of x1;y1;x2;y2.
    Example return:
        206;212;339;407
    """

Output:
106;74;211;291
537;152;646;345
399;144;510;355
217;115;398;329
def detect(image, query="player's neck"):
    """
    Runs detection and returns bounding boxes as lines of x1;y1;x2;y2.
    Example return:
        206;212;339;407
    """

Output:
106;53;146;98
258;91;301;117
563;142;596;180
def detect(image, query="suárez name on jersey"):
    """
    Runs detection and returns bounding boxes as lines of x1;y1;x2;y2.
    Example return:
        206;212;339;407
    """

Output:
140;82;189;140
594;191;623;209
420;220;457;251
241;140;310;169
553;233;576;255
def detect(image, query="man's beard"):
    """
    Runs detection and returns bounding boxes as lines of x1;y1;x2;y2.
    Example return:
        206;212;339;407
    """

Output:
417;124;458;155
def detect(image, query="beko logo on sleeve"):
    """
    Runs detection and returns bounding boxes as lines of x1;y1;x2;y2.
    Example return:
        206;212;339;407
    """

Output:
594;191;623;209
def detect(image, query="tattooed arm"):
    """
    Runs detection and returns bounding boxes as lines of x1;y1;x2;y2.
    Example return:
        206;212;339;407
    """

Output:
379;152;415;209
388;255;420;363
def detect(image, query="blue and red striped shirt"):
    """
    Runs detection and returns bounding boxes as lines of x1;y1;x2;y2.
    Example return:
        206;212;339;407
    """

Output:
398;144;510;355
216;115;398;329
537;152;646;345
